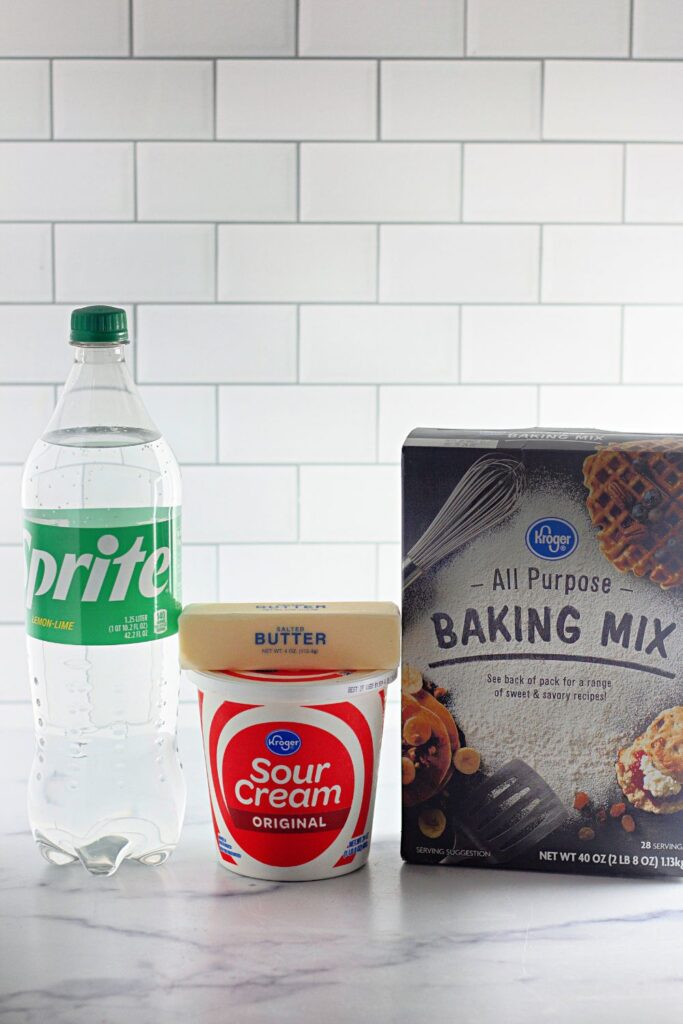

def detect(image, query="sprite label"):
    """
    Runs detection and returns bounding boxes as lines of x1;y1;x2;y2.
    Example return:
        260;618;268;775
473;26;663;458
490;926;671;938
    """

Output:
23;507;181;646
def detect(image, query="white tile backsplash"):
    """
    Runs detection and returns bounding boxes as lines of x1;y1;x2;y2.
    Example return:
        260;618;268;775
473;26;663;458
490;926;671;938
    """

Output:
54;60;214;139
0;547;24;622
380;225;539;301
299;305;459;383
55;224;215;301
136;305;297;383
0;387;54;462
0;62;50;138
3;2;683;705
544;61;683;141
218;225;377;301
1;624;30;701
623;307;683;383
377;543;401;604
542;226;683;302
218;385;376;463
467;0;630;57
381;61;541;140
134;0;295;57
137;143;296;222
300;465;401;542
299;0;465;57
625;145;683;223
217;60;377;140
182;544;218;605
140;385;217;463
539;386;683;433
0;467;23;543
0;143;134;220
633;0;683;58
463;144;623;222
218;544;377;601
0;306;74;382
182;466;298;543
0;225;52;301
378;385;537;462
0;1;129;57
301;143;461;222
461;306;622;383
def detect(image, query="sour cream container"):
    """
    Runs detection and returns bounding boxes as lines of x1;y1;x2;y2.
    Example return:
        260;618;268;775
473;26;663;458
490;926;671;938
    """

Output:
188;667;395;881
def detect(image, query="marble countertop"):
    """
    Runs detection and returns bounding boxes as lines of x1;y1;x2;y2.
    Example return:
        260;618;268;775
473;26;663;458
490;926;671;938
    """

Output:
3;706;683;1024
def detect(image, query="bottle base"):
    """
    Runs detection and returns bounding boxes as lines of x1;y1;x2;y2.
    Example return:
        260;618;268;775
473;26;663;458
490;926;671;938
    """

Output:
33;826;177;876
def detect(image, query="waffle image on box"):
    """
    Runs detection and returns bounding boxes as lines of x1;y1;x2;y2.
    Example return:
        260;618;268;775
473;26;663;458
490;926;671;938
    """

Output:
401;428;683;878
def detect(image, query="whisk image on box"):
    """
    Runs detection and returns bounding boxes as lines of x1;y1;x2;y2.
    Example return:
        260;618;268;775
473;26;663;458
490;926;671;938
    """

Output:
403;454;526;589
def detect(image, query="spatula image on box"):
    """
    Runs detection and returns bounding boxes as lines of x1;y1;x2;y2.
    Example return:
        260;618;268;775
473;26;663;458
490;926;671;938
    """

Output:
442;759;567;865
403;454;526;590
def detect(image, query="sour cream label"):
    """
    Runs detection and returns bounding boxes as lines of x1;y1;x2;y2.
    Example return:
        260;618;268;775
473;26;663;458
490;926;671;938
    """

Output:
197;680;387;881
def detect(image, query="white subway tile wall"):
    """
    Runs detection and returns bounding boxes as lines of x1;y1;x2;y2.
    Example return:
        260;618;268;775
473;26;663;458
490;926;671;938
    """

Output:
3;0;683;705
0;62;50;137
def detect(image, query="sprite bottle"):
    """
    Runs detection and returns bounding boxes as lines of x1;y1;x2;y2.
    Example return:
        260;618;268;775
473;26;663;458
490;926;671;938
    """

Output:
22;305;186;875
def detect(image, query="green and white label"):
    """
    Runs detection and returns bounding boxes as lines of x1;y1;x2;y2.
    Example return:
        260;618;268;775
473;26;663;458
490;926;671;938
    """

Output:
23;508;181;646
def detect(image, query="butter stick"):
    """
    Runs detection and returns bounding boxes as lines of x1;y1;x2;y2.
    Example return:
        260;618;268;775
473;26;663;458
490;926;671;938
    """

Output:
179;601;400;671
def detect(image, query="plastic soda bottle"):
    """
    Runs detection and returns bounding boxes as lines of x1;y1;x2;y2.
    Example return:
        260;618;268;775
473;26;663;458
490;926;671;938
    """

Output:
22;305;186;875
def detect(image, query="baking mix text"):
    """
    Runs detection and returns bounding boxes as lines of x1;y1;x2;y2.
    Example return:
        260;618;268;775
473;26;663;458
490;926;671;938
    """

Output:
432;607;676;659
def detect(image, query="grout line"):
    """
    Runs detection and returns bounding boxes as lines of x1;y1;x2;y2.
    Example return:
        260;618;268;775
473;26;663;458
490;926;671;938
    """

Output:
213;222;219;300
459;142;466;220
374;543;380;599
622;143;628;221
48;60;54;139
50;223;56;301
456;306;462;381
296;465;301;541
129;0;134;55
376;60;381;140
212;60;217;139
4;377;679;390
133;141;138;220
295;142;301;220
619;305;626;383
4;54;682;63
214;384;220;461
629;0;635;58
539;59;545;138
294;0;300;57
295;304;301;381
131;303;138;380
4;299;683;310
535;385;541;426
538;224;544;301
375;223;381;302
463;0;469;55
4;138;683;145
6;218;680;227
214;542;220;600
374;385;380;462
4;300;683;310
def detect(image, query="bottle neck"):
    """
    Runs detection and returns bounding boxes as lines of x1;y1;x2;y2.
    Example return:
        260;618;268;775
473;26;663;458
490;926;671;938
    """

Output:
43;342;161;448
72;342;128;366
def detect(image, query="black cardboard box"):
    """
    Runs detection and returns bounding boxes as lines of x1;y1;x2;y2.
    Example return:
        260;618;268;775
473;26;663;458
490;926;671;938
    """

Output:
401;428;683;877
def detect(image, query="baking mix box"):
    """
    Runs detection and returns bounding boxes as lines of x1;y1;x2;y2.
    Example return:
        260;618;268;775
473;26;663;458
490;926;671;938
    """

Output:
401;428;683;877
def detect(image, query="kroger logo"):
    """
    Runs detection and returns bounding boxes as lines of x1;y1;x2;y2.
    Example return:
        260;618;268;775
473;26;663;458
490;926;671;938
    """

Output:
525;517;578;561
265;729;302;757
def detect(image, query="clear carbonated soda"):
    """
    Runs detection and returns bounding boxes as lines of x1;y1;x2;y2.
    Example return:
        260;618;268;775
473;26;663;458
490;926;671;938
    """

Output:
22;306;186;875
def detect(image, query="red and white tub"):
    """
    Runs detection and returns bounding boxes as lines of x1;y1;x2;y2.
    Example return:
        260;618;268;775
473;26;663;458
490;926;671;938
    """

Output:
188;667;395;881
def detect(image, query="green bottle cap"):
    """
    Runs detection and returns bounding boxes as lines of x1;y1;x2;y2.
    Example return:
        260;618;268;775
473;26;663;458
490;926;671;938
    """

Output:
70;305;129;344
